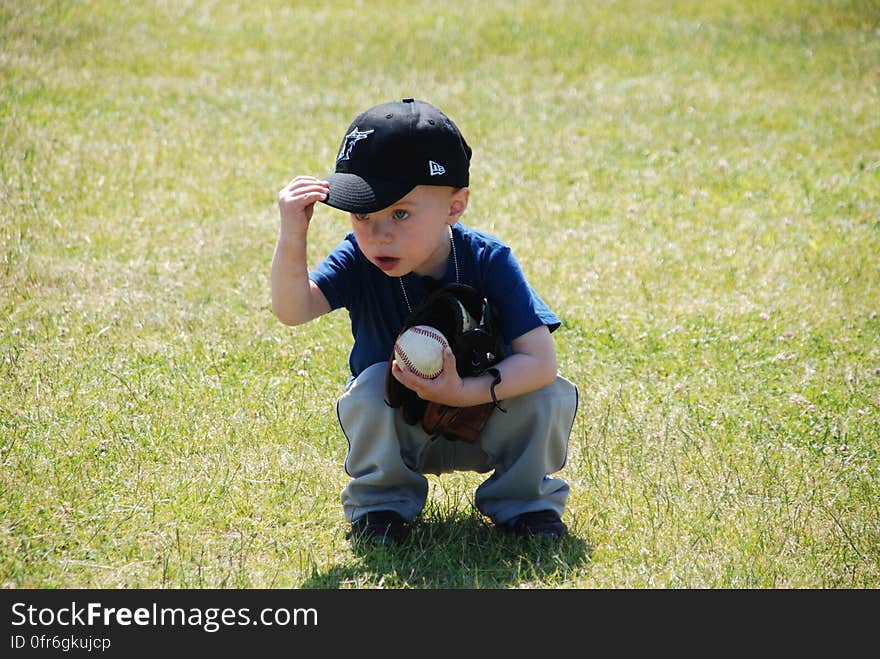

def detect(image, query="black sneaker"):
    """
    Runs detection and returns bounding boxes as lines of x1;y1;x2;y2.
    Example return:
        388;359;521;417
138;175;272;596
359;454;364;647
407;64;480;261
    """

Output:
351;510;410;545
504;510;568;541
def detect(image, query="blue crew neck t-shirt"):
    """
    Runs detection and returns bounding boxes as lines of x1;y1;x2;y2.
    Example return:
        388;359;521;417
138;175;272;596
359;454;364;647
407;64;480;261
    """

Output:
309;222;560;378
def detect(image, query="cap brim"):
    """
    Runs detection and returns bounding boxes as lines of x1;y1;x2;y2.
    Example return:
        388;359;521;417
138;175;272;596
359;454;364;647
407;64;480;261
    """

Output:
321;173;415;214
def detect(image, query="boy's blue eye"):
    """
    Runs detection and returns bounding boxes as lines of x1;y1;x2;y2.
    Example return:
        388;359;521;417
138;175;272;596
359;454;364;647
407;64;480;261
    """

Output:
393;210;409;220
354;213;370;222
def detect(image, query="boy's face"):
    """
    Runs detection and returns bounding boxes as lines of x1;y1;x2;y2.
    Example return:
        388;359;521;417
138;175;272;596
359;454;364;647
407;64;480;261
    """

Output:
349;185;468;279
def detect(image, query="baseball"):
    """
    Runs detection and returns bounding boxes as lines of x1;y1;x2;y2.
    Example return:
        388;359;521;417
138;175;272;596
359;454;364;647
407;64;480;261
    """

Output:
394;325;449;379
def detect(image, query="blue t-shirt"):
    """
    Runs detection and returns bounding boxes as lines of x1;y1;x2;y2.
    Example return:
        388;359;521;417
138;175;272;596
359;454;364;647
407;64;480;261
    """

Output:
309;222;560;377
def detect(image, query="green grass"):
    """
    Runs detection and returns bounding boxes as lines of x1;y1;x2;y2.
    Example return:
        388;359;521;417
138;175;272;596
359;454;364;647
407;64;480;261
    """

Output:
2;0;878;588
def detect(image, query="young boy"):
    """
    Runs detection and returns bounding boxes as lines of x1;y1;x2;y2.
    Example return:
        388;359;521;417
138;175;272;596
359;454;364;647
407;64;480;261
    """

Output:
271;98;578;544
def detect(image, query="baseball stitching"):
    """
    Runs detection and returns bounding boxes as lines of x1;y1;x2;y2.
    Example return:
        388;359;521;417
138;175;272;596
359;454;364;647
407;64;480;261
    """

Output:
395;326;448;379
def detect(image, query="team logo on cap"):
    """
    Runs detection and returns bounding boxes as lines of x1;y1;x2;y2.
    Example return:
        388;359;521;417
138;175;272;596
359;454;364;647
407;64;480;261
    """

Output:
336;127;374;163
428;160;446;176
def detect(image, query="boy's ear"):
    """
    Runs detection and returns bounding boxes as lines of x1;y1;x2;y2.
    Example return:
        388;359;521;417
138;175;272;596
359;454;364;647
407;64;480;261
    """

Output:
448;187;469;223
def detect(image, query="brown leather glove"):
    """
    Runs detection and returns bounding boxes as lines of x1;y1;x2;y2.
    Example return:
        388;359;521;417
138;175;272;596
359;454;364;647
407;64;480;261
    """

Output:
385;281;506;443
422;401;496;444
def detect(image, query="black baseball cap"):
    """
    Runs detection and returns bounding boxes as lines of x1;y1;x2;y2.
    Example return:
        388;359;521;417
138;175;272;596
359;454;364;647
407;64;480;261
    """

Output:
322;98;472;214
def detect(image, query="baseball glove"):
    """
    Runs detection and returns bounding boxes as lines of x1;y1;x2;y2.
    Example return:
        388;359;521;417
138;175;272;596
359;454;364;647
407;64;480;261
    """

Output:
385;280;506;443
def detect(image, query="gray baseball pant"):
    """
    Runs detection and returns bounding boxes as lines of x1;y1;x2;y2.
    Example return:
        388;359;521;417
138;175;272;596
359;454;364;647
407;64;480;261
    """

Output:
336;362;579;526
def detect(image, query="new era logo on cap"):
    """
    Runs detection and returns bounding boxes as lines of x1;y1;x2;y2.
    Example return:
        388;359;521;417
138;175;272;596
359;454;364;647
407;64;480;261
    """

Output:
322;98;472;214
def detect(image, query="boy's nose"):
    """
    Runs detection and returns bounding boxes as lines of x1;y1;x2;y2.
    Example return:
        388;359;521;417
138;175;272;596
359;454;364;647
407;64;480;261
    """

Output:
371;219;392;244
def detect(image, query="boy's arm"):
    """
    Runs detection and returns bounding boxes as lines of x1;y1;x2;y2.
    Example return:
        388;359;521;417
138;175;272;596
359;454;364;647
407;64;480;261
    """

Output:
271;176;332;326
391;324;558;408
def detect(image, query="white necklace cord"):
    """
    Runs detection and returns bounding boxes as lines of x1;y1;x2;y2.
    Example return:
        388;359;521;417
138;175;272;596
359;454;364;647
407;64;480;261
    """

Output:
399;226;458;314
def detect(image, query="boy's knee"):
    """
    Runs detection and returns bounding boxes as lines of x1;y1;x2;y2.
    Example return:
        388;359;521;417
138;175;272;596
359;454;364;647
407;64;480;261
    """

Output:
341;362;388;396
508;375;578;418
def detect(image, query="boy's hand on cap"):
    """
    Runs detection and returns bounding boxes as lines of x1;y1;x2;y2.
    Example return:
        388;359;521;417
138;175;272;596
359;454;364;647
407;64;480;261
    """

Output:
277;176;330;236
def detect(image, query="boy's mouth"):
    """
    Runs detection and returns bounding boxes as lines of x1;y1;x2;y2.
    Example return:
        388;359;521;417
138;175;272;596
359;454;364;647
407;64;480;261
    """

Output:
375;256;400;271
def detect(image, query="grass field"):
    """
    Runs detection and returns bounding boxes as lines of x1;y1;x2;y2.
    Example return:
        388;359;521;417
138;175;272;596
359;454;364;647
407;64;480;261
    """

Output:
2;0;878;588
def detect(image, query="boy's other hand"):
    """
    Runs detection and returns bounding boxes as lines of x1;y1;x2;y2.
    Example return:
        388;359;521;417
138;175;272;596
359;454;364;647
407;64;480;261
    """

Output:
278;176;330;237
392;348;469;408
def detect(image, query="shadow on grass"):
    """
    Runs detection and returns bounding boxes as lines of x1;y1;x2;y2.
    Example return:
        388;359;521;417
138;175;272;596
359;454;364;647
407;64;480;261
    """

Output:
301;514;593;589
